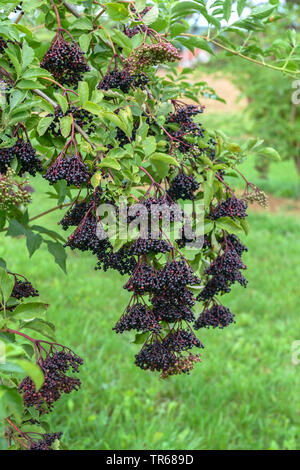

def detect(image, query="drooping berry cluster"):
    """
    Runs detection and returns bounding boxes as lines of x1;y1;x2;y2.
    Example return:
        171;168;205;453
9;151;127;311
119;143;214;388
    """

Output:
113;300;161;334
0;168;31;211
98;68;133;94
40;30;89;87
11;279;39;300
19;347;83;414
166;103;205;152
167;171;200;201
194;303;235;329
47;106;96;137
0;147;14;173
28;432;63;451
43;154;89;187
0;36;8;54
13;138;43;176
123;6;152;38
210;196;248;220
197;234;248;301
126;42;181;72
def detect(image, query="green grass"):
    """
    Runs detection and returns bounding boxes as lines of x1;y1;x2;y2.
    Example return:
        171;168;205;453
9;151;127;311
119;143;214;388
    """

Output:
1;177;300;450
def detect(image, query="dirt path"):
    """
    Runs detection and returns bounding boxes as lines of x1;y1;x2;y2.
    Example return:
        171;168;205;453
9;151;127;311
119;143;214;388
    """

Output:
247;193;300;217
195;72;248;113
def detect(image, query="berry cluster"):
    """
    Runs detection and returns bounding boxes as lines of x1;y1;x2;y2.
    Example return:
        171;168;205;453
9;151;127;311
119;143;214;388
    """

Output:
0;147;14;173
197;235;248;301
113;301;160;334
166;103;205;152
128;236;171;255
11;279;39;300
210;196;248;220
98;68;133;94
0;36;8;54
59;200;89;231
28;432;63;451
123;6;152;38
126;42;181;72
47;106;96;137
0;168;31;211
13;138;43;176
40;31;90;87
19;347;83;414
167;171;200;201
194;304;235;329
43;154;89;187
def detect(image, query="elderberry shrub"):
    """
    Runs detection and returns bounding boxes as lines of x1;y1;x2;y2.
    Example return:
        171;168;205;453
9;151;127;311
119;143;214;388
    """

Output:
40;34;90;87
210;196;248;220
113;303;161;334
13;138;42;176
167;171;200;201
11;280;39;300
43;155;89;187
47;106;96;137
29;432;63;451
0;147;14;173
194;304;235;329
19;349;83;414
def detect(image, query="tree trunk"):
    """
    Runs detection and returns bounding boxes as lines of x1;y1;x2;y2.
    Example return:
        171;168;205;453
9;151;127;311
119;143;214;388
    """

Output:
293;155;300;200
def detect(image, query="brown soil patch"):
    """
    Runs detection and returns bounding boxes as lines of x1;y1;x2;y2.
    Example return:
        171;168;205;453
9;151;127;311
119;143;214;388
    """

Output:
193;72;248;113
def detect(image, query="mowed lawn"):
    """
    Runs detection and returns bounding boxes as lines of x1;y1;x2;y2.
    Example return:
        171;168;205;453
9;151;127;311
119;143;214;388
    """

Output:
1;163;300;449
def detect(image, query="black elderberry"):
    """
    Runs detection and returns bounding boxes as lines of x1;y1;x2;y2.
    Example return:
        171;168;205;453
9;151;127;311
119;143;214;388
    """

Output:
124;261;160;294
210;196;248;220
59;200;89;231
29;432;63;451
135;340;177;372
19;348;83;414
0;36;8;54
163;329;204;353
167;171;200;201
0;147;14;173
40;32;90;87
97;68;133;94
11;279;39;300
128;236;171;256
158;259;201;293
43;155;89;187
13;138;42;176
113;302;161;334
152;295;195;323
194;304;235;329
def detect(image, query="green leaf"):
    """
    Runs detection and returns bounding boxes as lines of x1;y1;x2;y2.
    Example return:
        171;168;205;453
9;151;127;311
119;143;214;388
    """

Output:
99;158;121;171
216;217;244;236
21;318;56;341
46;241;67;273
10;302;49;320
132;332;149;344
237;0;246;16
26;232;43;257
21;40;34;70
143;5;159;25
177;36;215;55
0;268;14;304
71;17;93;30
78;81;89;106
106;3;129;20
37;116;54;136
17;79;43;90
83;101;104;116
149;153;179;178
15;359;44;391
0;386;23;423
259;147;281;161
31;225;65;243
79;34;91;53
60;116;72;138
143;136;157;157
223;0;233;22
53;93;68;114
